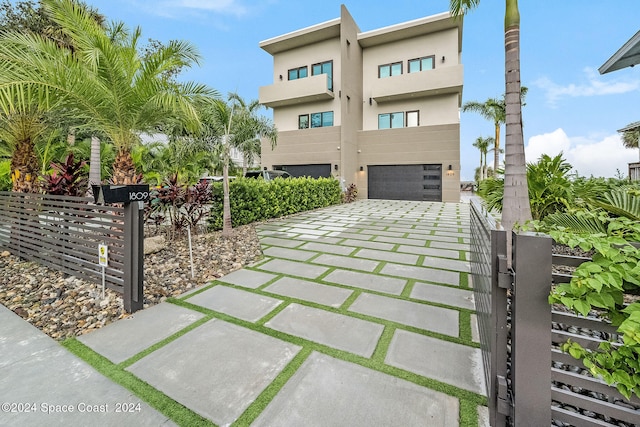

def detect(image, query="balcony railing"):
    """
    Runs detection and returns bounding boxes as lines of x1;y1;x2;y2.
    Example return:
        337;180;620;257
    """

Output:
371;64;463;103
259;74;334;108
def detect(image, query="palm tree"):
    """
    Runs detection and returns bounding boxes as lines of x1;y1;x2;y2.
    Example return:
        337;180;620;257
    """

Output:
463;98;504;173
451;0;532;234
228;93;277;175
0;0;217;184
472;136;492;181
618;121;640;161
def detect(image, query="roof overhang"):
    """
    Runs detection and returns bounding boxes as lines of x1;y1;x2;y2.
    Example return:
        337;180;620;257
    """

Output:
259;18;341;55
618;121;640;133
599;30;640;74
357;12;462;51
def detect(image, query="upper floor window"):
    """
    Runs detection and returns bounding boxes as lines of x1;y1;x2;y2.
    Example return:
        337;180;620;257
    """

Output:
378;62;402;78
299;111;334;129
298;114;309;129
311;60;333;91
408;56;435;73
311;111;334;128
406;111;419;127
378;112;404;129
378;111;419;129
288;66;308;81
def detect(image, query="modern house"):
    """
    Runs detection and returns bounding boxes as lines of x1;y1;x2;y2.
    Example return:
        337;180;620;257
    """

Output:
258;5;463;202
599;30;640;181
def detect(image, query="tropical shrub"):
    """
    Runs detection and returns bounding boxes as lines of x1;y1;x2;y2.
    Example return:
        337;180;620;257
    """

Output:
0;160;10;191
541;216;640;399
208;177;342;230
146;175;212;235
42;152;88;196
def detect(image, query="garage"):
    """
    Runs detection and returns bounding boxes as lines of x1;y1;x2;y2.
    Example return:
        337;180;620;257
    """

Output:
367;164;442;201
273;164;332;178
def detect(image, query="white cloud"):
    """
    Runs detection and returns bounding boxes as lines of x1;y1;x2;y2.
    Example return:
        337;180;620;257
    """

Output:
533;67;640;106
134;0;250;19
525;128;638;178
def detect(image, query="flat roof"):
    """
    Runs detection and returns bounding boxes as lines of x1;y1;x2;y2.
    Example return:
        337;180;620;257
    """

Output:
358;12;462;50
599;30;640;74
259;9;461;55
259;18;341;55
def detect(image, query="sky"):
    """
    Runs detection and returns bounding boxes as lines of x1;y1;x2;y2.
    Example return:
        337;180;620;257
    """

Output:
78;0;640;181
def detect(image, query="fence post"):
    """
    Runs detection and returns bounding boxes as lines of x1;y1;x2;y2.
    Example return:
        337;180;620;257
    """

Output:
491;229;509;426
511;231;552;425
123;200;144;313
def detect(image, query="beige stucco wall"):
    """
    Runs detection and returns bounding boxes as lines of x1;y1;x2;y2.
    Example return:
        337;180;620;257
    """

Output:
363;93;459;130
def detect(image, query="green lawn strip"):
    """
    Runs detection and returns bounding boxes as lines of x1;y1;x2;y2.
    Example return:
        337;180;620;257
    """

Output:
61;339;213;427
119;315;215;369
371;325;395;363
338;289;361;311
460;399;480;427
459;310;472;343
459;272;470;289
459;250;467;261
255;301;291;326
230;347;313;427
401;280;416;298
179;282;218;300
416;254;425;266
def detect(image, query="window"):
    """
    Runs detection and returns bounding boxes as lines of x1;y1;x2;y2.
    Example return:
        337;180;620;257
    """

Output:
288;66;308;80
378;112;404;129
406;111;419;127
408;56;435;73
310;111;334;128
311;60;333;91
378;62;402;78
298;114;309;129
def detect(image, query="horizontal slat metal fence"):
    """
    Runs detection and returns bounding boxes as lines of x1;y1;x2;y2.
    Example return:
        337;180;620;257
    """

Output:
471;198;640;426
0;192;125;292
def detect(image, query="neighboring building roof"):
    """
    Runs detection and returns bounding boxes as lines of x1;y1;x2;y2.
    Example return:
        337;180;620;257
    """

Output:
618;120;640;133
599;30;640;74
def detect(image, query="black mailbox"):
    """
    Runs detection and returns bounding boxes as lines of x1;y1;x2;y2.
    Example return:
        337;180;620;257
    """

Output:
92;184;150;204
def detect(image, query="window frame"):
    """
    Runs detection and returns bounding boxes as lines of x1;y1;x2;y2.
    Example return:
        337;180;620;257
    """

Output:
378;112;405;129
378;61;403;78
298;114;309;129
288;66;308;81
406;110;419;127
310;111;334;128
311;60;333;91
408;55;435;73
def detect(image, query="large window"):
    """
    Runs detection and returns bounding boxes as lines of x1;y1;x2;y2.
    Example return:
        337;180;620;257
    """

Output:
408;56;435;73
378;62;402;78
311;60;333;91
378;112;404;129
288;66;308;81
311;111;334;128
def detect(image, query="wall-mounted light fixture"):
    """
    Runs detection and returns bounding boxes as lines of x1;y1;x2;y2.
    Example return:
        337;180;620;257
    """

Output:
369;97;372;105
264;166;268;171
279;74;283;81
359;166;364;172
441;56;445;63
446;164;454;176
337;146;341;150
334;164;339;171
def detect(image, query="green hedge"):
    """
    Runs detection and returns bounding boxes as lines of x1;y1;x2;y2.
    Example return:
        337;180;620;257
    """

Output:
208;177;342;230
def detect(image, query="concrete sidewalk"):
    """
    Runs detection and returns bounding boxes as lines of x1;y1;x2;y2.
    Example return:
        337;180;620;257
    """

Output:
1;200;488;426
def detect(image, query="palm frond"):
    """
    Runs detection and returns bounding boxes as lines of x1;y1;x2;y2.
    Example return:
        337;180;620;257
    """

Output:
544;211;607;235
590;189;640;221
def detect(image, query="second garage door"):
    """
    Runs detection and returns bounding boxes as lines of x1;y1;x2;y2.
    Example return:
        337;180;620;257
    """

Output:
368;164;442;201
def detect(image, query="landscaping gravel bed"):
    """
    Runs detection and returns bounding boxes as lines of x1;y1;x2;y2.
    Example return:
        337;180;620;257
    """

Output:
0;224;263;341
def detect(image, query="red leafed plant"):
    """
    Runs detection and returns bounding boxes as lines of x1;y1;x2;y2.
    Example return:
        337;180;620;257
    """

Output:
44;153;89;197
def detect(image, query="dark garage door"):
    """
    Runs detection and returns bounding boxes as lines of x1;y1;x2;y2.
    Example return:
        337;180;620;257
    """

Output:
368;164;442;201
273;164;331;178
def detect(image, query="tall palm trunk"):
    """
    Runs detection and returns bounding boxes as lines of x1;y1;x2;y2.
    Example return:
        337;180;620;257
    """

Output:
10;137;39;193
221;134;233;237
501;0;532;237
494;123;501;172
88;135;101;186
